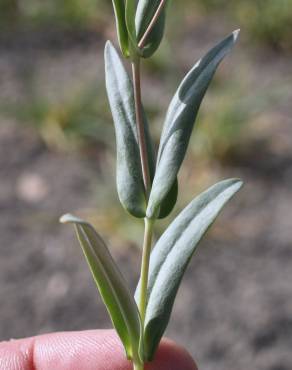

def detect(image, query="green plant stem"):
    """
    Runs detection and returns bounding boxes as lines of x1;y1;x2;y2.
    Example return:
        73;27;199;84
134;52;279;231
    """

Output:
139;218;154;325
133;361;144;370
132;59;151;197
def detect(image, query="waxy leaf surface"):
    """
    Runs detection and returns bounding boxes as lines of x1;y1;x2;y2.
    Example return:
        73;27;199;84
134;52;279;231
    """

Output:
60;214;142;361
138;179;243;360
105;41;177;219
105;41;155;218
147;30;240;218
158;178;178;219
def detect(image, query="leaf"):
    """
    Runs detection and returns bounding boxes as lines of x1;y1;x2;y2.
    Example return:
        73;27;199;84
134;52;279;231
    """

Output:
158;178;178;219
112;0;129;57
135;0;169;58
60;214;142;362
104;41;155;218
137;179;243;360
146;30;240;219
125;0;138;53
104;41;176;218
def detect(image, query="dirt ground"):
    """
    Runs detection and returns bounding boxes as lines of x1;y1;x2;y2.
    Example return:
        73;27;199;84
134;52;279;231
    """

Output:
0;27;292;370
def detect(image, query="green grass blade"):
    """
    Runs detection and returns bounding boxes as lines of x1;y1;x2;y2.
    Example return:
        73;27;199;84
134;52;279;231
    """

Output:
60;214;142;361
137;179;243;360
146;30;240;218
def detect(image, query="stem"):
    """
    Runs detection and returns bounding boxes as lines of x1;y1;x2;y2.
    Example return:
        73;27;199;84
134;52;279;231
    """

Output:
139;218;154;324
132;44;156;370
138;0;167;49
133;361;144;370
132;60;151;197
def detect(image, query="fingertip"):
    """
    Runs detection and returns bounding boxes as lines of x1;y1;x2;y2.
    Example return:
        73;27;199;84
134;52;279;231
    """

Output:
148;338;198;370
0;330;130;370
0;337;35;370
33;330;129;370
0;331;198;370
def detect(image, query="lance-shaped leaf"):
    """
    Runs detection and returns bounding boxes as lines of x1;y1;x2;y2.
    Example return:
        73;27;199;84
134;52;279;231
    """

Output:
105;41;155;218
146;30;240;219
112;0;129;57
137;179;243;360
136;0;169;58
60;214;142;362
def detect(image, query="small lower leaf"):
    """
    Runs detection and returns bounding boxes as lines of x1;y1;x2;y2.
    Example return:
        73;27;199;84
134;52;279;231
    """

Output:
136;179;243;360
60;214;142;362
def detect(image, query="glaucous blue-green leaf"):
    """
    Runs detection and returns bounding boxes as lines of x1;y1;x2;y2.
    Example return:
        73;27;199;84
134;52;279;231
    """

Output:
112;0;129;57
146;30;240;219
104;41;176;218
105;41;155;218
158;178;178;219
60;214;142;362
137;179;243;360
136;0;169;58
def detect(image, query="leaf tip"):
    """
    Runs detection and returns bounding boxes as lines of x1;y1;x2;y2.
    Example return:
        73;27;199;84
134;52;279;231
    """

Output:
105;39;113;50
233;29;241;42
104;40;114;57
60;213;83;225
228;178;244;194
234;177;244;188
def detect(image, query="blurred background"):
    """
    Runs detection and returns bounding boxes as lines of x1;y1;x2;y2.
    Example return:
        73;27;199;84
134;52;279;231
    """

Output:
0;1;292;369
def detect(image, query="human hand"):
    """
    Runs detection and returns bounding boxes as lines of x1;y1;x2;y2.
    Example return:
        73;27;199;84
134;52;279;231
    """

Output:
0;329;197;370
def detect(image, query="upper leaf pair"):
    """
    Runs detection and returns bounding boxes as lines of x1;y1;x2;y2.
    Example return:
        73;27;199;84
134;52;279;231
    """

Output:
112;0;168;58
104;41;177;219
105;30;239;220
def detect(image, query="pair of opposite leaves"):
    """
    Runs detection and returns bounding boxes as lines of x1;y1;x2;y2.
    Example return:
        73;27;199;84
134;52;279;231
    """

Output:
112;0;167;58
106;29;240;221
61;31;242;363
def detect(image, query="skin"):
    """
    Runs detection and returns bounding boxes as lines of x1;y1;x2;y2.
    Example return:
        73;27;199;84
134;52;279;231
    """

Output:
0;330;198;370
